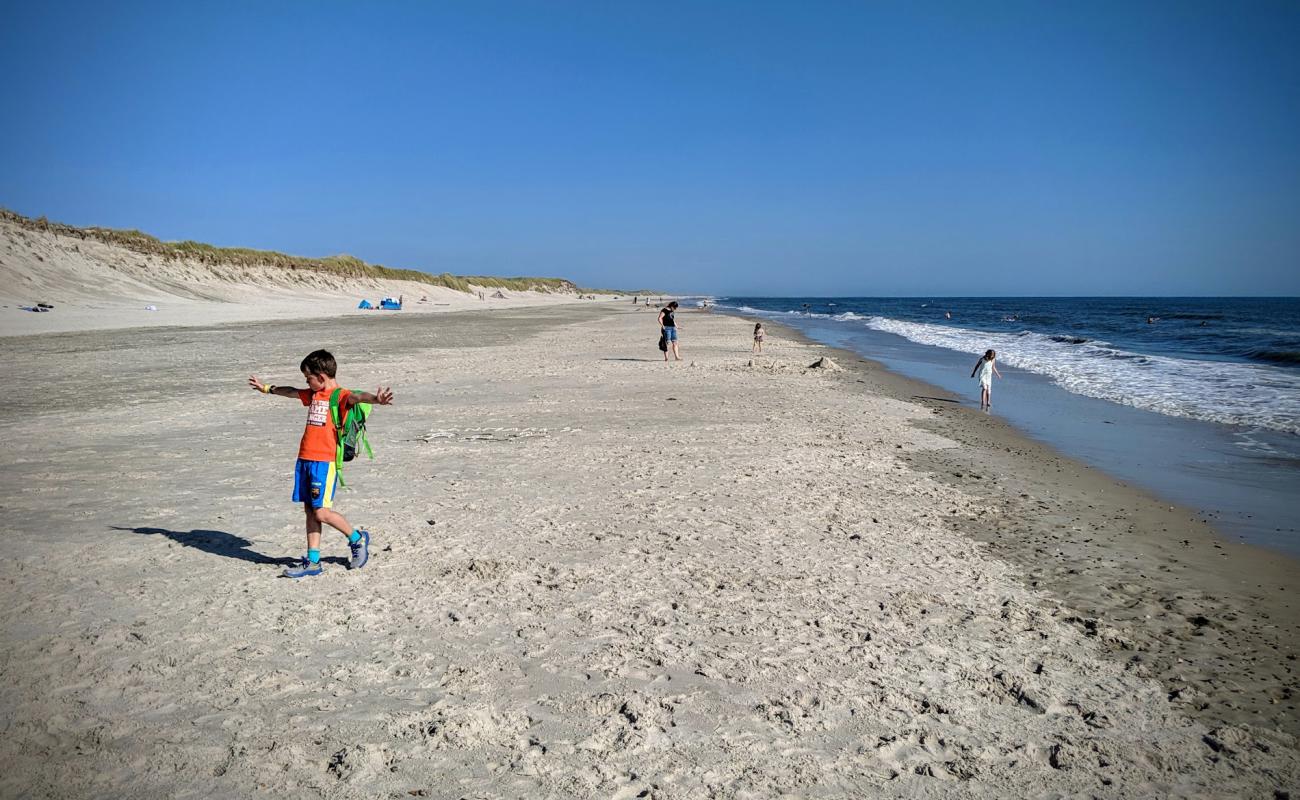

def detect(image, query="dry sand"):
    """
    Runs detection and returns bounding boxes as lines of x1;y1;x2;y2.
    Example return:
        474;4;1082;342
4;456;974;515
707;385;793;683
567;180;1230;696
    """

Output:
0;216;612;337
1;304;1297;798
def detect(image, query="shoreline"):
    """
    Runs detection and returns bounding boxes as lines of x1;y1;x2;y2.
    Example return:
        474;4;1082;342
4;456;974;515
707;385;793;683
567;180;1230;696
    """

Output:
1;302;1295;795
730;309;1299;737
737;304;1300;556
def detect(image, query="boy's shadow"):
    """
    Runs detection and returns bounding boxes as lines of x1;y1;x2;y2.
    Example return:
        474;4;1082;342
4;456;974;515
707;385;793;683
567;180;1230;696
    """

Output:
113;526;347;566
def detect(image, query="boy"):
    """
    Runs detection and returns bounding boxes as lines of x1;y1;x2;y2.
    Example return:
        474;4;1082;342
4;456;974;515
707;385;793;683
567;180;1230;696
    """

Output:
249;349;394;578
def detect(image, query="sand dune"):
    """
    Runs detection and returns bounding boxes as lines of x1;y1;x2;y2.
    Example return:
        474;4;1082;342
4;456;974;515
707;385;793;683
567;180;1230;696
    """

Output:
0;214;608;336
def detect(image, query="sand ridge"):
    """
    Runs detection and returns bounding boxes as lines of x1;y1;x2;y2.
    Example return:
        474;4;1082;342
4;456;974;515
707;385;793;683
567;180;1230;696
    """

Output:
0;305;1296;797
0;216;613;337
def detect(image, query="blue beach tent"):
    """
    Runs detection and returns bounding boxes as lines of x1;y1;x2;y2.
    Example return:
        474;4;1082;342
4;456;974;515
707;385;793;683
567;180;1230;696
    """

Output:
357;299;373;309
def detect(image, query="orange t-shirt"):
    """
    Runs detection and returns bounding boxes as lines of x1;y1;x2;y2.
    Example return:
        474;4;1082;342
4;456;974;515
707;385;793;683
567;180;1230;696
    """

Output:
297;387;351;462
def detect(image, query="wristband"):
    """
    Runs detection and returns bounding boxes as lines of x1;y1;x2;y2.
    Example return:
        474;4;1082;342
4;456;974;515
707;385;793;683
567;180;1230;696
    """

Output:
261;384;271;394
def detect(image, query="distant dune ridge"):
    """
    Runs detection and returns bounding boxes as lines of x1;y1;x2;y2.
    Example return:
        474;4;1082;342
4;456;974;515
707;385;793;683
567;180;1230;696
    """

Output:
0;208;614;335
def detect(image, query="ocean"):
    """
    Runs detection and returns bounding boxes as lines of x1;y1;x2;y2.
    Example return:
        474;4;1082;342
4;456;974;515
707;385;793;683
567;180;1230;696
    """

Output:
715;297;1300;554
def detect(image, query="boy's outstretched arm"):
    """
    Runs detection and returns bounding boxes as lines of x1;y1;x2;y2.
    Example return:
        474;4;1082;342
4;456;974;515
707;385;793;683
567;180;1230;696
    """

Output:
248;375;303;398
345;387;395;407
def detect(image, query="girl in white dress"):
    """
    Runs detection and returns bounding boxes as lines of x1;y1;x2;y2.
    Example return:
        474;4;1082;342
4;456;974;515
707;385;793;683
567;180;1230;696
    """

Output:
970;349;1002;412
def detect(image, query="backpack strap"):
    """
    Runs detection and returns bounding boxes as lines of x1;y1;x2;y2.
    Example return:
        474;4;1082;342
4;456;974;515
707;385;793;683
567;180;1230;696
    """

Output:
328;388;345;429
328;388;348;488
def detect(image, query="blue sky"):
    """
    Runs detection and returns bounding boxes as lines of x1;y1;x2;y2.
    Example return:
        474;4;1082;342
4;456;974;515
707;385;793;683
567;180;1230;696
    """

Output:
2;1;1297;295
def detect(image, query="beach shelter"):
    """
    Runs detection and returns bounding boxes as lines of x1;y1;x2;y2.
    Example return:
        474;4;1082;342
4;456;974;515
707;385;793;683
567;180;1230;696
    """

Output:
357;299;373;309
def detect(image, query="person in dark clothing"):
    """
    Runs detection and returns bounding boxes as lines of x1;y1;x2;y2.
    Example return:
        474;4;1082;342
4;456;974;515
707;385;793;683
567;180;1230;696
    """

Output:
657;301;681;362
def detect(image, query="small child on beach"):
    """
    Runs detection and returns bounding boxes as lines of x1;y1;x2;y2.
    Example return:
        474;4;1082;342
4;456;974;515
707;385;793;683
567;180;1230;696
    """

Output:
249;349;394;579
753;322;765;354
970;349;1002;412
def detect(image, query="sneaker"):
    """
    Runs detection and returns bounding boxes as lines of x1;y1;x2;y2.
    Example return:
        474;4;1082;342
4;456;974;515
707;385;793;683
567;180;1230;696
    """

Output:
283;557;324;579
348;530;371;570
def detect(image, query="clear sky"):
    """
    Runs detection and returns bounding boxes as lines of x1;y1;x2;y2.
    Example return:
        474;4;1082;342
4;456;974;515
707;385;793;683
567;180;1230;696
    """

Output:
2;1;1297;296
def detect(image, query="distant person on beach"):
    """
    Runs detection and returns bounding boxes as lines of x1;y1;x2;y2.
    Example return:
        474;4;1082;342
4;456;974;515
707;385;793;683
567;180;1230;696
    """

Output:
248;349;393;579
753;322;765;354
970;349;1002;412
658;301;681;362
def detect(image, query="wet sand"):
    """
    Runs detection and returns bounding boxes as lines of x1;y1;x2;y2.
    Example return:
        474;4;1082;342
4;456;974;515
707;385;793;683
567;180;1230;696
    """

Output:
0;304;1295;797
751;315;1300;738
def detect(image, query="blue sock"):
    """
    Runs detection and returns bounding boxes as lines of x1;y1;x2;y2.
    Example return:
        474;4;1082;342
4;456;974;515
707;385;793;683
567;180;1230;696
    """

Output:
348;530;361;544
307;549;320;564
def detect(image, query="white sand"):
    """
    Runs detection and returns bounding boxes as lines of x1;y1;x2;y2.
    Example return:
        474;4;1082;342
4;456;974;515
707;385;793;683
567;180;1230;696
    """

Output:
1;301;1295;798
0;217;614;337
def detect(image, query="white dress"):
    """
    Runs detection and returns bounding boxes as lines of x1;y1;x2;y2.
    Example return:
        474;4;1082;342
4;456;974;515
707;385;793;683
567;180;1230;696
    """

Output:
978;358;994;389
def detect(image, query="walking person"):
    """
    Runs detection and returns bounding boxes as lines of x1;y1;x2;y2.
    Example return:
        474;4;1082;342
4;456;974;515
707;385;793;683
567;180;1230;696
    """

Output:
248;349;393;578
752;322;765;354
658;301;681;362
970;349;1002;412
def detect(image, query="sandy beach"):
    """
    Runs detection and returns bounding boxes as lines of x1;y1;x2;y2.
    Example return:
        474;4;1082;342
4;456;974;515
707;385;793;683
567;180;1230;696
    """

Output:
1;302;1296;798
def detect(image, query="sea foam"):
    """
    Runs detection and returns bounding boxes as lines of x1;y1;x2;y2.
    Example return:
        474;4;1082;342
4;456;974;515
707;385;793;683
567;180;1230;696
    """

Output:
863;317;1300;434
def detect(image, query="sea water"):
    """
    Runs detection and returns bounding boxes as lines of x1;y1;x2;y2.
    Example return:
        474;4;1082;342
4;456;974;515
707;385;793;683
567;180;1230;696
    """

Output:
715;297;1300;554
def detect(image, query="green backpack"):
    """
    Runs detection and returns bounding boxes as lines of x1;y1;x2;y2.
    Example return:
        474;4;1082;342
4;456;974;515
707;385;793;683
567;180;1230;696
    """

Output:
329;388;374;487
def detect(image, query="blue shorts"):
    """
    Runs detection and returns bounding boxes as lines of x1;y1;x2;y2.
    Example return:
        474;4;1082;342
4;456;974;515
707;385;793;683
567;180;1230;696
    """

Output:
292;459;339;509
663;327;678;342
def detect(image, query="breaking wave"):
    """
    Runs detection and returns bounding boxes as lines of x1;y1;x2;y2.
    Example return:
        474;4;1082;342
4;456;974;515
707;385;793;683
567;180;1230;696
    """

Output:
861;317;1300;434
